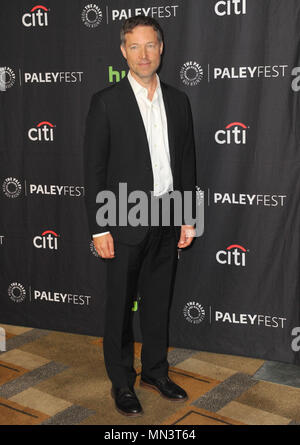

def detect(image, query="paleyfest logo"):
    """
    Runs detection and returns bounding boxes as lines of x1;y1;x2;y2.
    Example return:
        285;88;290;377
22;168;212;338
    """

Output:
110;5;179;21
23;71;83;84
213;192;287;207
28;121;55;142
180;62;204;86
181;63;289;86
22;4;49;27
214;64;288;80
215;311;286;328
0;67;16;91
81;4;103;28
183;302;287;329
33;289;91;306
29;183;84;197
7;282;92;306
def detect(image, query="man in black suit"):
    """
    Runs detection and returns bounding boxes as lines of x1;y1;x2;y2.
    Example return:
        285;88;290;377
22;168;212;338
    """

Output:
84;16;197;417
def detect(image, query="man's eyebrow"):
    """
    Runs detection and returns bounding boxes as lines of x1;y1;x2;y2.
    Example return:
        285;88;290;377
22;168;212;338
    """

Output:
129;41;156;45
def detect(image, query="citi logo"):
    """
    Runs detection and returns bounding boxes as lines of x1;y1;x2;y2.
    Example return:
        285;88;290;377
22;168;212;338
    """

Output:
215;0;246;16
22;5;49;27
215;122;248;145
33;230;59;250
216;244;248;267
28;121;55;142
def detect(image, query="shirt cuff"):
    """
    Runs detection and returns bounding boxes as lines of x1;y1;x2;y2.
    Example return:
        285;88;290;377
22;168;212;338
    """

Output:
93;232;110;238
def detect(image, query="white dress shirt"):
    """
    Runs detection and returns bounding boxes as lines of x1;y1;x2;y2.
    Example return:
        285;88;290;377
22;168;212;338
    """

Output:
93;70;173;238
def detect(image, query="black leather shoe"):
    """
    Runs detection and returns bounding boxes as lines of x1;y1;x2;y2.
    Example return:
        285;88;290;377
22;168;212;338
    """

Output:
140;375;188;402
111;386;143;416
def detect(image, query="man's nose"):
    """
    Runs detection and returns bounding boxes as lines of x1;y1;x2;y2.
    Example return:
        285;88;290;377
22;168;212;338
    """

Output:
139;46;147;59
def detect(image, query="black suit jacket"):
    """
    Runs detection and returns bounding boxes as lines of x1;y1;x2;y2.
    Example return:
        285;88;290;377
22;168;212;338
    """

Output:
83;75;196;245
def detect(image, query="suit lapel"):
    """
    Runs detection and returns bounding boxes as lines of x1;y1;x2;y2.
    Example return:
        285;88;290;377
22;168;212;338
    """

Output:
119;77;152;168
160;81;176;177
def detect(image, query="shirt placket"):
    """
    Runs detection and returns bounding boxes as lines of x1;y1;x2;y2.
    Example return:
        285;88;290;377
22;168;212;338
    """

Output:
151;97;161;195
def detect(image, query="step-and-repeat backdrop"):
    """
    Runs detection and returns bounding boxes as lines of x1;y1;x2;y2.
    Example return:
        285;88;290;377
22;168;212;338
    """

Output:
1;0;300;364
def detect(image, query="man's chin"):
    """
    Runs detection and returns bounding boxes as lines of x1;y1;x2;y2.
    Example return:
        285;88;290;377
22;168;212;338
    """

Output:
134;69;157;80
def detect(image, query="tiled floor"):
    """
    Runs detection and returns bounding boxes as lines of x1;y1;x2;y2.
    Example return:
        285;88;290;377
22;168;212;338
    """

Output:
0;323;300;425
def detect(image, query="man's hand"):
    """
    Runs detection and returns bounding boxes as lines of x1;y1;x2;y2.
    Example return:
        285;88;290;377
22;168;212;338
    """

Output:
177;225;195;249
93;233;115;259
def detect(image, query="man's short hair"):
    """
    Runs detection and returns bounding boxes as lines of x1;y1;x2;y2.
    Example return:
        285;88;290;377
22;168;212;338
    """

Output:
120;15;163;46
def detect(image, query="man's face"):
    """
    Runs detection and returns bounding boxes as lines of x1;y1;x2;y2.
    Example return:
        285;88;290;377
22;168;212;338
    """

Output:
120;25;163;80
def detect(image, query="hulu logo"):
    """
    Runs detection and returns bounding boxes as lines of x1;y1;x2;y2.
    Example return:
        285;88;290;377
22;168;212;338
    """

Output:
132;294;142;312
108;66;126;83
132;300;138;312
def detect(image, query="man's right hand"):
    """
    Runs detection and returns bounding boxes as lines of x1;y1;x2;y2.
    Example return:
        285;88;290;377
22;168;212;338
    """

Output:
93;233;115;259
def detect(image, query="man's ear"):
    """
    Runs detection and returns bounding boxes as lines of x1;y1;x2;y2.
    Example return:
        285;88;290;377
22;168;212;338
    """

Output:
120;44;127;60
159;41;164;55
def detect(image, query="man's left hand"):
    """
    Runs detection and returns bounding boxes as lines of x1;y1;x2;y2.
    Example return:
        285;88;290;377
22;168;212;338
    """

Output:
177;225;195;249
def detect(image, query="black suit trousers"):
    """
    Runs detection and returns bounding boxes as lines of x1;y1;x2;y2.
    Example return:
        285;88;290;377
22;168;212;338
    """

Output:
103;222;178;389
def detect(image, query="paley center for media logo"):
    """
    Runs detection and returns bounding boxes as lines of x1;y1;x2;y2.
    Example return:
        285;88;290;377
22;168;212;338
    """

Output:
180;62;204;86
7;282;92;306
81;4;103;28
22;4;49;27
183;301;206;324
8;283;26;303
183;301;287;329
2;177;22;198
0;67;16;91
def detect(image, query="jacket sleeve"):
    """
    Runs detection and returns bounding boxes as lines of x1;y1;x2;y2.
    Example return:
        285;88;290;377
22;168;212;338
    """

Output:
181;92;197;225
83;93;110;238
